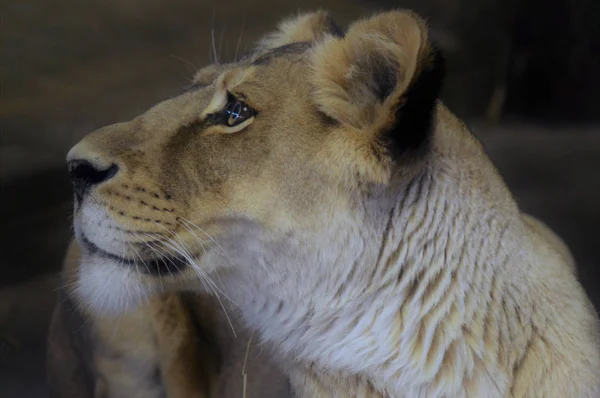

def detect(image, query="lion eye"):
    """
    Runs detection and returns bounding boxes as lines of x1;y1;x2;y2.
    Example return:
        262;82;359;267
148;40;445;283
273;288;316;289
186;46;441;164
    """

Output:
206;93;256;129
224;97;254;127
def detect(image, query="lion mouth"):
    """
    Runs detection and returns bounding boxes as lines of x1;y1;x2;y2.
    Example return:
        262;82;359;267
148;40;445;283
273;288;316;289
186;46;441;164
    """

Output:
79;234;189;276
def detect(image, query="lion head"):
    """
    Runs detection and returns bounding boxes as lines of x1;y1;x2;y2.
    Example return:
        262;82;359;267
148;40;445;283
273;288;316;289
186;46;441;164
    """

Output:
67;10;445;314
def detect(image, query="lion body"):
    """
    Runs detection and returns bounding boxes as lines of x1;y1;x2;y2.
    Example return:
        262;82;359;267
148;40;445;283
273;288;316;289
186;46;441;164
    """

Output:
49;9;600;398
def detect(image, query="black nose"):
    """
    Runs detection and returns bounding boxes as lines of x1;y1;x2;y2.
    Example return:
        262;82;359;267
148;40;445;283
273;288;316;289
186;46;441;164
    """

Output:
67;160;119;202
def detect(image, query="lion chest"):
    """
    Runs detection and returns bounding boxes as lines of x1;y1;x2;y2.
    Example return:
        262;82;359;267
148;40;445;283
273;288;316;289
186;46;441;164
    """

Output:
90;307;165;398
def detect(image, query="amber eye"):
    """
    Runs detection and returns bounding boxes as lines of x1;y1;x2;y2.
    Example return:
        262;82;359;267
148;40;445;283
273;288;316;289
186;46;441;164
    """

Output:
224;97;254;127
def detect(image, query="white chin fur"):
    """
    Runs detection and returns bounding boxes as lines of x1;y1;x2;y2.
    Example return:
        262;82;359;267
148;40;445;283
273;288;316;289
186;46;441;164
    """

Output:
74;255;154;315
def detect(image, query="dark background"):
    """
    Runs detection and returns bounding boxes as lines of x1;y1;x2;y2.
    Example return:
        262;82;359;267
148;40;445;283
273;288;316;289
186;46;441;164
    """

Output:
1;0;599;396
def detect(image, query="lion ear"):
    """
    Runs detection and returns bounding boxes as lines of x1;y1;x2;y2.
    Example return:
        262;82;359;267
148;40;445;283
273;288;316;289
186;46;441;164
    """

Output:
257;10;344;51
311;10;445;157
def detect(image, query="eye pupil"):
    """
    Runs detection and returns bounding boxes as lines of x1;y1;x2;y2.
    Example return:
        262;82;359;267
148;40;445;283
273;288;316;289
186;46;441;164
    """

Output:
224;97;254;127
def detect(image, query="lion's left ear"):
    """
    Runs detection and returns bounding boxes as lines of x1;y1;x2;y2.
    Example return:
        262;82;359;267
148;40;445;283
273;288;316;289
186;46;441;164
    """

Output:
311;11;445;158
257;10;344;51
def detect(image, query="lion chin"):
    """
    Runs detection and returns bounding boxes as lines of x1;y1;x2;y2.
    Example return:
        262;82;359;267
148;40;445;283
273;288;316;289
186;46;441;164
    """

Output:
74;254;154;315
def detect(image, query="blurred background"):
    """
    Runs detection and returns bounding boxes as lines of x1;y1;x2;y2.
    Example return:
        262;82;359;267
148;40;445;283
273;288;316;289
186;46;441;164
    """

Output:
1;0;599;396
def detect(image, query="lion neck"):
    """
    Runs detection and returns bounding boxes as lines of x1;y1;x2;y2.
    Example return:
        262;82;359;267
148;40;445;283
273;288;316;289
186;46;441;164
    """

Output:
219;109;527;395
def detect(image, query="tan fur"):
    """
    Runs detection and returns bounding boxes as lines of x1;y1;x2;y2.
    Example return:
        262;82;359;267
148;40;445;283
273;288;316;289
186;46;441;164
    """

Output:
60;10;600;398
521;213;577;272
257;10;340;52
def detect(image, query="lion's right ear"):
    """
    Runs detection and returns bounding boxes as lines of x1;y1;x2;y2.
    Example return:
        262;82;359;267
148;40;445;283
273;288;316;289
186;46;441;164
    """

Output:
257;10;344;52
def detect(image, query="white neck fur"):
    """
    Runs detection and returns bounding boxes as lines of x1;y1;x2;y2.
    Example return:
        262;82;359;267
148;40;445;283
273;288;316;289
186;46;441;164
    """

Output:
218;108;530;396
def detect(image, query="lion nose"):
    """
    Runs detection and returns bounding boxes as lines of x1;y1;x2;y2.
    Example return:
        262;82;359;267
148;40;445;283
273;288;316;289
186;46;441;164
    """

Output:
67;139;121;202
67;159;119;202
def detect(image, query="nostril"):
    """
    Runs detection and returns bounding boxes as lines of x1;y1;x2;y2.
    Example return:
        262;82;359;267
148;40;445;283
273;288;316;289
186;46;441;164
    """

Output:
68;160;118;184
68;160;119;201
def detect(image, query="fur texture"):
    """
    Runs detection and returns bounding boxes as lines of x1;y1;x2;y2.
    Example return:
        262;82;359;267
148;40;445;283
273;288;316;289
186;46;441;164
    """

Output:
59;9;600;397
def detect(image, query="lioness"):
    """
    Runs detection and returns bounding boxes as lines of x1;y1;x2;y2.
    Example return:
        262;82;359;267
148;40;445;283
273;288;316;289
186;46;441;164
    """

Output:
56;9;600;397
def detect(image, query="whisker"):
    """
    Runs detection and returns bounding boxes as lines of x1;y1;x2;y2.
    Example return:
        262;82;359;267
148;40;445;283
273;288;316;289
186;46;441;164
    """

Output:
129;232;164;292
158;240;184;275
155;227;191;272
195;266;238;337
211;6;218;64
110;230;130;341
148;222;237;318
178;219;210;255
169;53;198;74
178;216;234;265
147;227;205;282
176;217;241;311
241;334;253;398
54;279;80;292
52;257;95;334
157;231;211;288
153;223;238;337
218;23;227;62
62;259;85;264
142;233;185;282
235;12;246;62
177;220;238;303
177;218;239;309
